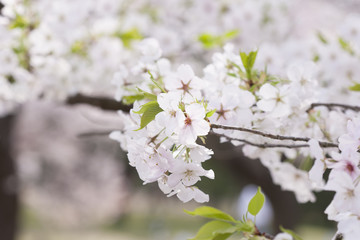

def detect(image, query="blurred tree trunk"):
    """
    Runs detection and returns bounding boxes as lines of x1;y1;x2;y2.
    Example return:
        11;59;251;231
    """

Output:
0;114;19;240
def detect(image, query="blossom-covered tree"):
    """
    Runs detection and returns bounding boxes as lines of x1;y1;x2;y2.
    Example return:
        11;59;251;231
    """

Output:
1;0;360;239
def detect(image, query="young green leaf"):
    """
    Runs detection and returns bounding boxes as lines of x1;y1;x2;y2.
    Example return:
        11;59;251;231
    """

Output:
317;31;328;44
240;50;258;80
240;52;249;70
349;83;360;91
206;109;216;118
122;94;145;105
135;101;163;130
184;206;236;222
223;29;239;40
279;226;303;240
338;37;354;55
236;220;255;233
247;187;265;216
189;220;236;240
115;28;143;48
247;51;258;70
133;101;159;114
136;88;158;100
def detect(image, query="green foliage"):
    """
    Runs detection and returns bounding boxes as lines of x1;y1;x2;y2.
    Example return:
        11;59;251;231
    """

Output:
338;37;354;55
9;14;29;29
206;109;217;118
71;41;87;57
12;38;30;70
188;221;237;240
134;101;163;130
279;226;303;240
185;206;236;222
247;187;265;217
317;31;328;44
122;88;157;105
198;30;239;49
115;28;143;48
240;50;258;80
185;206;256;240
186;188;299;240
349;83;360;91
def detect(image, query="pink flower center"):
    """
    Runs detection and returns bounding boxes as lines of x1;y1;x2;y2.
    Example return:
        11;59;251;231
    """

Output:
185;117;192;126
178;80;191;93
345;162;355;174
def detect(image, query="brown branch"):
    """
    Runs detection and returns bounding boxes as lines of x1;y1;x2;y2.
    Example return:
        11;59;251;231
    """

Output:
66;94;132;112
210;123;338;148
307;103;360;112
211;131;310;149
77;130;114;138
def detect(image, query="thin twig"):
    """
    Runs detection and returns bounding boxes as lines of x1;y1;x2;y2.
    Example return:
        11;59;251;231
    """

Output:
211;131;309;149
307;103;360;112
77;130;113;138
211;123;338;148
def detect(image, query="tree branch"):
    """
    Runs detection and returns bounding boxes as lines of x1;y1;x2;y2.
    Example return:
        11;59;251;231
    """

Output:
211;131;310;149
66;94;131;112
210;123;338;148
307;103;360;112
77;130;114;138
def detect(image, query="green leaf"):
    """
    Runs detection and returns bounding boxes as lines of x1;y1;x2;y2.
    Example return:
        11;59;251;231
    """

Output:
317;31;328;44
338;37;354;55
71;41;87;57
349;83;360;91
135;101;163;130
9;14;28;29
279;226;303;240
223;30;239;40
122;94;145;105
247;51;258;70
198;30;239;49
136;88;157;101
247;187;265;216
185;206;236;222
198;33;219;49
122;88;157;105
240;52;249;70
134;101;159;114
116;28;143;48
237;220;255;233
206;109;216;118
189;220;236;240
240;50;258;80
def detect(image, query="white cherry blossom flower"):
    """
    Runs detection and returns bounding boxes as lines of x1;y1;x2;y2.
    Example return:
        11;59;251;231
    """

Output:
164;64;205;102
155;92;184;136
167;162;214;187
178;103;210;145
257;83;292;118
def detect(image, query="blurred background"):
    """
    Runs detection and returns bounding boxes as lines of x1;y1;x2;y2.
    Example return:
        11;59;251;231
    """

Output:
3;101;337;239
1;0;359;239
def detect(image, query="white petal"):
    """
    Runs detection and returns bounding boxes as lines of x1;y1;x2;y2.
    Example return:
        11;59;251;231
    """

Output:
258;83;278;99
167;173;183;188
177;64;195;83
257;99;276;112
179;125;197;145
308;139;324;160
309;159;325;187
193;119;210;136
186;103;206;120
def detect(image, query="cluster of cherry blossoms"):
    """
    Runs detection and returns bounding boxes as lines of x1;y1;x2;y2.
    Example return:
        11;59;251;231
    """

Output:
0;0;299;117
1;0;360;238
111;37;360;239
